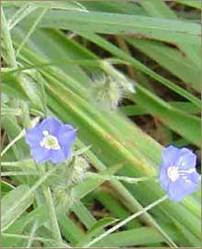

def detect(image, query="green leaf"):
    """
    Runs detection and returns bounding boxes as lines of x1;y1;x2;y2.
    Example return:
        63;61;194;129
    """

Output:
2;72;28;100
77;217;119;247
94;227;165;247
132;85;201;147
25;9;201;42
175;0;201;9
128;39;200;91
58;213;84;245
18;72;46;111
95;190;141;229
71;201;97;230
1;185;34;231
1;181;15;196
73;163;123;199
140;0;177;18
89;217;118;233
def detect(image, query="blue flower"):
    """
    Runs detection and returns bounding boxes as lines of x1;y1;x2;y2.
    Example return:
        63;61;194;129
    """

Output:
159;145;200;202
25;117;77;164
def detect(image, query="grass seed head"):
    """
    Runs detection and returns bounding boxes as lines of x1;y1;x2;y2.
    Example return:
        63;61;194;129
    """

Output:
90;74;124;111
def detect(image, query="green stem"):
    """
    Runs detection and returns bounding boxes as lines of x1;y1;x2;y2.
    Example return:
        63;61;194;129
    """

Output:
86;172;152;183
84;195;168;247
1;129;25;157
26;220;38;248
1;7;17;68
1;171;39;176
37;165;63;244
2;232;67;246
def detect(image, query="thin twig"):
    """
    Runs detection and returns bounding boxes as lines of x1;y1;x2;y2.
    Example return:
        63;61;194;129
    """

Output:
16;7;48;57
1;7;17;67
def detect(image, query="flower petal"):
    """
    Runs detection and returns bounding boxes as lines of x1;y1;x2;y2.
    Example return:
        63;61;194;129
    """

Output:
159;164;169;191
25;126;43;146
162;145;179;167
58;124;77;147
30;146;50;164
189;171;201;184
49;149;68;164
39;117;62;135
168;178;199;202
175;148;197;170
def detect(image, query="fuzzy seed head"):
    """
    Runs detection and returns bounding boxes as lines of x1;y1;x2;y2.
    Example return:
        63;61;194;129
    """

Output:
90;74;123;111
54;187;76;210
70;156;90;185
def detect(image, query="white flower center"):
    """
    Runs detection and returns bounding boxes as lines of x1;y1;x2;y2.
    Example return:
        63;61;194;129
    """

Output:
167;166;179;182
167;166;195;183
40;130;60;150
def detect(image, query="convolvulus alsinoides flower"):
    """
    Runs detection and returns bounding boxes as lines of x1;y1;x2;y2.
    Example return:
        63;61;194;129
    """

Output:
159;145;200;201
25;117;77;164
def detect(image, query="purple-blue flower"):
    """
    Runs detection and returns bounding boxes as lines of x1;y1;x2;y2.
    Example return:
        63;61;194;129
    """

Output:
25;117;77;164
159;145;200;202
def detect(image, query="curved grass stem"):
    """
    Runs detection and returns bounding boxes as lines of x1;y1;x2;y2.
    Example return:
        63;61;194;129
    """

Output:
1;117;40;158
1;129;25;157
84;195;168;247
